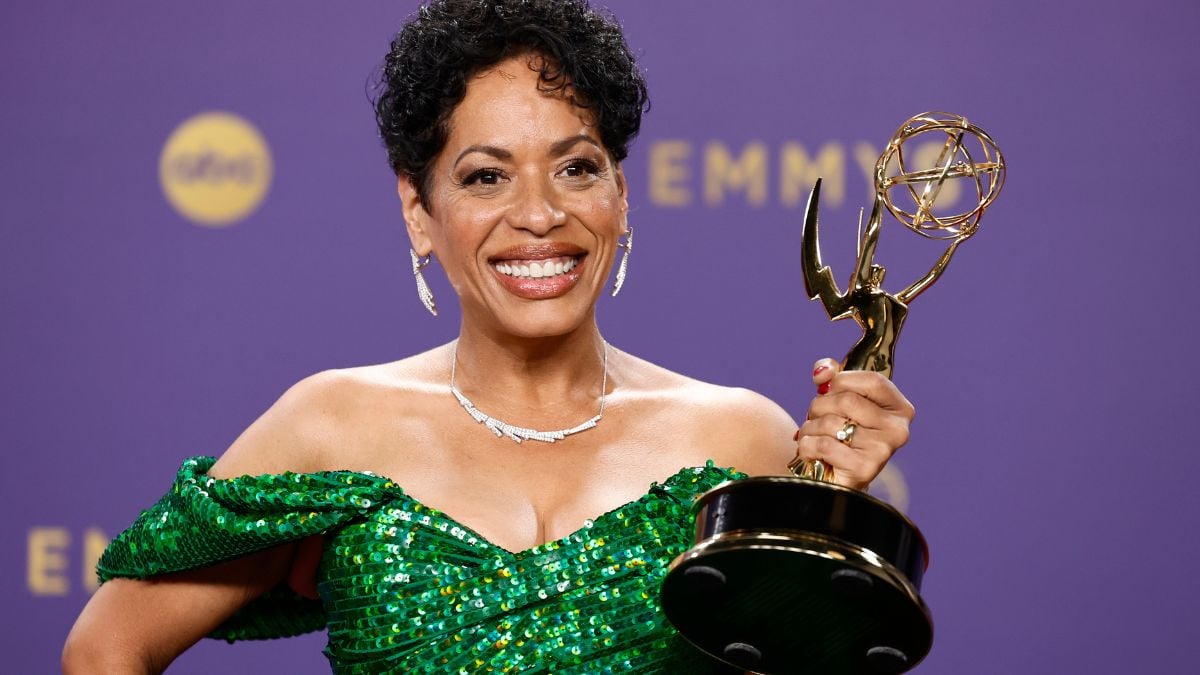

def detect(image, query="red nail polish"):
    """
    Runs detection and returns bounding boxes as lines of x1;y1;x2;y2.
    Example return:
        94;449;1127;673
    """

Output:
813;364;829;377
818;382;831;395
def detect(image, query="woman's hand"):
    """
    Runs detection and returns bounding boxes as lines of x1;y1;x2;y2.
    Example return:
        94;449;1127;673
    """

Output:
793;358;915;490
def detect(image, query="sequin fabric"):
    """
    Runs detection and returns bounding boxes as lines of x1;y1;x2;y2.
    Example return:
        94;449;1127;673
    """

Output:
98;456;746;673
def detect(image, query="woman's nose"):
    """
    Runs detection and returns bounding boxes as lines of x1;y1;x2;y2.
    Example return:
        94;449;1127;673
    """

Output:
510;177;566;235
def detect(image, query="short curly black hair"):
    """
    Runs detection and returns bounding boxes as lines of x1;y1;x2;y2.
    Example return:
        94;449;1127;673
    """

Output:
374;0;649;208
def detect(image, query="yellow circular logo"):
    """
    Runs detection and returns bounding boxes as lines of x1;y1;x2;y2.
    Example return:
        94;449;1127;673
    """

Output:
159;112;272;227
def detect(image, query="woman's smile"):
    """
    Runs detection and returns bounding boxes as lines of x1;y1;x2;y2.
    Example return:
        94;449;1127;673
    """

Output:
494;256;579;279
488;242;588;300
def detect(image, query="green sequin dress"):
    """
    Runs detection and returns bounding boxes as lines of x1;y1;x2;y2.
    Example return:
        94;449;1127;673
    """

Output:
98;456;745;673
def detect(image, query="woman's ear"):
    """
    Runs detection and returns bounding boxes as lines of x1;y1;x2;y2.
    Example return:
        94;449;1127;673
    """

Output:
615;164;629;234
398;174;433;255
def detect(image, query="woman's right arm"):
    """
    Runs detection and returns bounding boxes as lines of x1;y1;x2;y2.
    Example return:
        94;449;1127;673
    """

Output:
61;371;349;674
61;545;297;674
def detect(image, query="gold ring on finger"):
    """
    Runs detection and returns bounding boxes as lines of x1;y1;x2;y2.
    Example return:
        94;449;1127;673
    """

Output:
835;419;857;445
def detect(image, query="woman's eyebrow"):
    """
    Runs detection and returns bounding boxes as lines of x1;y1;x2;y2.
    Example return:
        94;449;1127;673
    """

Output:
453;145;512;168
453;135;601;168
549;134;602;157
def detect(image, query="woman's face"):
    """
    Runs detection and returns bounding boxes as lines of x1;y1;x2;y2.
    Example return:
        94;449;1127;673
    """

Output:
401;54;628;340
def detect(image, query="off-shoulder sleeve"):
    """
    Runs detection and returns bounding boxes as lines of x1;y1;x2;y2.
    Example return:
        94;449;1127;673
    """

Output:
97;455;398;641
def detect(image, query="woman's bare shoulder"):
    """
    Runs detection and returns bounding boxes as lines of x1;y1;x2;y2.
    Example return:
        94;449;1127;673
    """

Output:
615;351;798;476
618;350;791;415
208;344;454;479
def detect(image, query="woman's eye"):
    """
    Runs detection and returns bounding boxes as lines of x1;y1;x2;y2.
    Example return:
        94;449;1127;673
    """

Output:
463;169;504;186
562;159;601;178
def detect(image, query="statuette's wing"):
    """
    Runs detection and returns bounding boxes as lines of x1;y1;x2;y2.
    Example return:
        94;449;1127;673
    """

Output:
801;179;851;320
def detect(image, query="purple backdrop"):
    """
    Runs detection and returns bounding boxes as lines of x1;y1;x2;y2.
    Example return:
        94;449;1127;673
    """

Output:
4;1;1199;672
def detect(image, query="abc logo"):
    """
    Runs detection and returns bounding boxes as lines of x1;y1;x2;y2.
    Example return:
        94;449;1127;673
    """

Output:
159;112;272;227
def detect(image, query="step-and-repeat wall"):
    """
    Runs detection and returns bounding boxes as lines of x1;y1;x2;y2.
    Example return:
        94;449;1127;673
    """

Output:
5;1;1198;672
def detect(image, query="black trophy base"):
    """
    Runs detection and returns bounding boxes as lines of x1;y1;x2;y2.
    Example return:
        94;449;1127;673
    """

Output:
661;477;932;674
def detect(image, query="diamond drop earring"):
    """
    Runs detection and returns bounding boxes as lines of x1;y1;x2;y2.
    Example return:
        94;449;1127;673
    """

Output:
410;249;437;316
611;226;632;297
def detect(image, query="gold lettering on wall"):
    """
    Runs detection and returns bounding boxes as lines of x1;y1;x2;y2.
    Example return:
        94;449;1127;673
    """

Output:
780;141;845;208
26;527;113;596
648;140;692;207
704;141;767;207
647;139;887;210
28;528;70;595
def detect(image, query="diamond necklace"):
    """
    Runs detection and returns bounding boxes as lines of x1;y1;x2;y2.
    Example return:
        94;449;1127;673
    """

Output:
450;341;608;444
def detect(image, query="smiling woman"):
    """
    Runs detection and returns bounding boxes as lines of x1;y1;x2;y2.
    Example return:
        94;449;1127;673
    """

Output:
401;57;628;333
62;1;916;673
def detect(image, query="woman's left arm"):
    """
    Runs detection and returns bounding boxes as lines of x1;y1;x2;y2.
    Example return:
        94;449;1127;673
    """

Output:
794;358;915;490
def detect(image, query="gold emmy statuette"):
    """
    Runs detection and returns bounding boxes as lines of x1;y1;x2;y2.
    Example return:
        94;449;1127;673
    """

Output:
661;112;1005;674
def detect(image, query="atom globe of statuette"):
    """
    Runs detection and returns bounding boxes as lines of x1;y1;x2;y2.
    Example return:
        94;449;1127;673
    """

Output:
878;111;1006;242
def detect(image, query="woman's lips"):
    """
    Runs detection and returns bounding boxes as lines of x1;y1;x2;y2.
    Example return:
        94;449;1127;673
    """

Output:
490;255;586;299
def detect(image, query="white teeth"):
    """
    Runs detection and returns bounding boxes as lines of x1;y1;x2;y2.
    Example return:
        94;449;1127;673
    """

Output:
494;256;579;279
